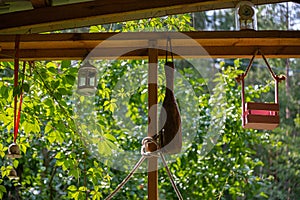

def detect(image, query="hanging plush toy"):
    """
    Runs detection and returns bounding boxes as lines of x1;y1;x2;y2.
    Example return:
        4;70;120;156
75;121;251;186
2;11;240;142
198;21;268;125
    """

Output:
158;38;182;154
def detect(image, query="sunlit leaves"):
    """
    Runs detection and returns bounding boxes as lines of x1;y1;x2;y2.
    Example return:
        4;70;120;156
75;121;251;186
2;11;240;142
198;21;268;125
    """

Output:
90;188;102;200
1;165;14;179
68;185;77;192
13;159;19;169
0;185;6;199
67;185;86;200
117;88;129;99
89;25;109;33
294;114;300;128
22;119;40;134
98;82;110;99
0;144;8;158
55;152;79;173
0;59;90;199
18;137;30;154
103;99;117;112
104;133;116;142
120;14;194;32
47;130;64;144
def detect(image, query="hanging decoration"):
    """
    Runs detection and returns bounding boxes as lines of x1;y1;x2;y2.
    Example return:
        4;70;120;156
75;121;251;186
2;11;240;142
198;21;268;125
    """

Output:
235;1;257;30
8;167;19;180
7;35;26;159
236;49;285;130
77;61;97;96
157;37;182;154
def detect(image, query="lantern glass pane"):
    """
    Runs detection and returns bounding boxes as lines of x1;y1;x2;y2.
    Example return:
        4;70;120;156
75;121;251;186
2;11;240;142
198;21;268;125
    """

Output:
79;76;86;87
89;71;96;86
89;77;95;86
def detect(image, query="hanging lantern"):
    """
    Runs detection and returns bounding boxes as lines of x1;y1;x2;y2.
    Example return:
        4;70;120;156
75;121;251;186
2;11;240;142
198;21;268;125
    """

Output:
235;1;257;30
77;62;97;96
7;142;21;159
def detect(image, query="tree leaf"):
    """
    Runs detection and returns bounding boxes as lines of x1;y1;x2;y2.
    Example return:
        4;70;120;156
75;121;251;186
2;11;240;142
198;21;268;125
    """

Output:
0;185;6;193
65;75;76;85
104;134;116;142
13;159;19;169
68;185;77;192
22;83;30;93
61;60;71;70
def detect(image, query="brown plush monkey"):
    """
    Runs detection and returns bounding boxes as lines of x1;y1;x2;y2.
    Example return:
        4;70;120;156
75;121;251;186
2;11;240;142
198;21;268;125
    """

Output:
158;61;182;154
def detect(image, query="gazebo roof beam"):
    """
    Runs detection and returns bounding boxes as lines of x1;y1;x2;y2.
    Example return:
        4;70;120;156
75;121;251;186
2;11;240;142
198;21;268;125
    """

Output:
0;0;290;34
30;0;52;8
1;31;300;60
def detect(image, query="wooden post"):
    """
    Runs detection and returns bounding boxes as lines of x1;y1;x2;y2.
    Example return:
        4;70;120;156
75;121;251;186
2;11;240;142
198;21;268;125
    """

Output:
148;40;158;200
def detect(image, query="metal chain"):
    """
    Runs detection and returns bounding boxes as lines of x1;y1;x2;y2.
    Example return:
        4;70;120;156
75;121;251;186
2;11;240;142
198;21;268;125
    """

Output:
104;137;183;200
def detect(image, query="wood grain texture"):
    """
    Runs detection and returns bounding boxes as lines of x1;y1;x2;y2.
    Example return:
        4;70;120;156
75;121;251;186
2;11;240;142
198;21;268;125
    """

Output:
30;0;52;8
0;31;299;60
0;0;289;34
246;102;279;111
244;115;280;130
147;41;158;200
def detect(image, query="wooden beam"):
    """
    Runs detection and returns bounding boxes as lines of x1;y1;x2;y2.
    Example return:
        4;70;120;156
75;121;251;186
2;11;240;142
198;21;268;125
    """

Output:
30;0;51;8
148;40;159;200
0;0;290;34
0;31;300;60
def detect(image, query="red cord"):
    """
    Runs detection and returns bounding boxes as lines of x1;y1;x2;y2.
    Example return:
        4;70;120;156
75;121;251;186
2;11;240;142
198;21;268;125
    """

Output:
15;62;26;143
13;35;26;143
13;35;20;143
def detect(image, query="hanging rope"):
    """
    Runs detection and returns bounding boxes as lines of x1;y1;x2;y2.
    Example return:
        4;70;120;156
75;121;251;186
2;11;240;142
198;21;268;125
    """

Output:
14;62;26;143
13;35;20;143
104;137;183;200
13;35;26;143
166;36;174;62
236;49;285;82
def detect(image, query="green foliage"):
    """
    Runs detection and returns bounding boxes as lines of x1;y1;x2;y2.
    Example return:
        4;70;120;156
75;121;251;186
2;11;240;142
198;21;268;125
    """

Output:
1;3;300;199
0;60;111;199
89;14;194;32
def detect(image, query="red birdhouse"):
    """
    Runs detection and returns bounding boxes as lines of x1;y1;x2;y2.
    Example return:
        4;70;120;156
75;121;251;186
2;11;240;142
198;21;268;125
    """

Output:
243;102;279;130
236;49;285;130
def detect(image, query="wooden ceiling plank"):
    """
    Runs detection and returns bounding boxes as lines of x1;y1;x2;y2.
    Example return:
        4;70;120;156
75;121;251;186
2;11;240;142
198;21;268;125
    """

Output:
0;46;300;61
30;0;51;8
2;46;300;61
1;31;300;60
1;30;299;48
0;0;290;34
1;30;298;43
